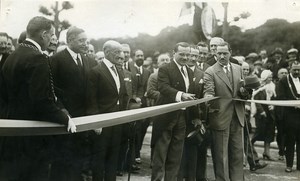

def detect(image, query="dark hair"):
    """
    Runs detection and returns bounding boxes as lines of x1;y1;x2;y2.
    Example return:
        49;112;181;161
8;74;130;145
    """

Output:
0;32;8;39
174;42;190;52
197;41;208;48
18;31;27;44
26;16;53;38
190;44;199;52
66;26;85;43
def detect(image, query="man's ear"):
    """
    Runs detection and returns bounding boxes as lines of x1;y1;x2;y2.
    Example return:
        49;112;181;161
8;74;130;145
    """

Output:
41;30;47;40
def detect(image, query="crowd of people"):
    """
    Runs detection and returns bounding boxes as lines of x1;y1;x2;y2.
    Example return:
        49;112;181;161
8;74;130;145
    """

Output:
0;16;299;181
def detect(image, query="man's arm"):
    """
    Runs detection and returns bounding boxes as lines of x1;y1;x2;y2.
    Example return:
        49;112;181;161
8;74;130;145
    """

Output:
146;74;160;101
203;68;215;98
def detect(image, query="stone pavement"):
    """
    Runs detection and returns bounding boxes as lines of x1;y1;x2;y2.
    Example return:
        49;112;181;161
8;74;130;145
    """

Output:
117;126;300;181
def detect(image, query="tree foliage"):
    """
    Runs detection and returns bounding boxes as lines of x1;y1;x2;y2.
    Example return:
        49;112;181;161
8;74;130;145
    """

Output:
90;18;300;58
39;1;73;38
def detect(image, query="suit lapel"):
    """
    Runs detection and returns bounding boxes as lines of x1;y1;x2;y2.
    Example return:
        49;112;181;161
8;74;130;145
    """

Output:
100;62;118;93
215;63;233;92
170;61;186;91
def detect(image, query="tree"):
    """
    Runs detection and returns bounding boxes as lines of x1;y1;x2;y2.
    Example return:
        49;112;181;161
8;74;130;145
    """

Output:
39;1;73;38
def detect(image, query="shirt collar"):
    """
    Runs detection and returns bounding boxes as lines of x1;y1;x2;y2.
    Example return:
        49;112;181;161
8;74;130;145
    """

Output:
25;38;42;53
189;65;196;72
103;58;115;69
67;47;81;60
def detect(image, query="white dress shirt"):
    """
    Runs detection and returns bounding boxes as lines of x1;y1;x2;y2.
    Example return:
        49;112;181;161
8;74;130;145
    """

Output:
103;58;121;94
174;59;190;102
290;73;300;94
67;47;82;66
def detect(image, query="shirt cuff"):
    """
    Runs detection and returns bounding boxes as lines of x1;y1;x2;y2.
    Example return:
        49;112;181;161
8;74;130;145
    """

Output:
176;91;183;102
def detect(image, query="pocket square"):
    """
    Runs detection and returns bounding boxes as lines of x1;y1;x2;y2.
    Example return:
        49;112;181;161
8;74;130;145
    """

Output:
199;79;203;84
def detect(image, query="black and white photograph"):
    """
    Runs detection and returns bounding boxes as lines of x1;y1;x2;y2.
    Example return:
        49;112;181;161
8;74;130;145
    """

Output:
1;0;300;180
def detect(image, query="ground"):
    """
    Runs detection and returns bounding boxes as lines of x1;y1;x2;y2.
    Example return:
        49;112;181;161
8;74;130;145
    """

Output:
117;125;300;181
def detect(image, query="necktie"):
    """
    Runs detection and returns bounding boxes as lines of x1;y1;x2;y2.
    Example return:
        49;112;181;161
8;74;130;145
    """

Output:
111;66;118;76
224;65;233;86
76;55;82;67
181;66;186;77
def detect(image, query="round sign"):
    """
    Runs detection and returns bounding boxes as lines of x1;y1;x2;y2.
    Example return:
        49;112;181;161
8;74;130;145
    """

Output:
201;6;217;40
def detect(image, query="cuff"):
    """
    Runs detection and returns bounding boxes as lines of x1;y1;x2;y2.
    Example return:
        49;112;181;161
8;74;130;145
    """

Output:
176;91;183;102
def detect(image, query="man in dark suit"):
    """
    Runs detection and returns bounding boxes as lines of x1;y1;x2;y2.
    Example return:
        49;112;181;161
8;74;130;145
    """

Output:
87;40;128;181
122;43;134;72
131;49;151;164
151;42;196;181
204;42;245;181
197;42;210;71
50;26;96;181
1;16;76;181
0;32;10;71
277;61;300;173
178;45;208;181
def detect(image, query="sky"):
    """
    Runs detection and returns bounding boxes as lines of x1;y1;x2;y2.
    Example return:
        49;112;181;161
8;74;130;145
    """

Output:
1;0;300;41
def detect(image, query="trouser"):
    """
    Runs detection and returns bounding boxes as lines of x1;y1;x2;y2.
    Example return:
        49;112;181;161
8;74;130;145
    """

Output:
211;113;244;181
151;111;186;181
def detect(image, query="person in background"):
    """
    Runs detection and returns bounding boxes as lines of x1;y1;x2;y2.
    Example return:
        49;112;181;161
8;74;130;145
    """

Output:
197;42;210;71
144;56;154;73
44;34;58;56
251;70;276;161
6;36;15;54
87;43;96;60
207;37;224;66
0;32;9;70
253;60;264;78
274;68;289;161
277;62;300;173
286;48;298;67
268;48;288;81
122;43;134;71
259;50;268;66
95;51;105;64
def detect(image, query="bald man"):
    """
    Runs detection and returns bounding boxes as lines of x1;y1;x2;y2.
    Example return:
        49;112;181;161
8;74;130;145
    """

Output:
87;40;128;181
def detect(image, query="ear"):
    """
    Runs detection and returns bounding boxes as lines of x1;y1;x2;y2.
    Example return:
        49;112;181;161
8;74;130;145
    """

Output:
41;30;47;40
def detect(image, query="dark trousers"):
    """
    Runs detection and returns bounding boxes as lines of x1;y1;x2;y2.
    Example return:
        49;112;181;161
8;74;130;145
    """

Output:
178;139;208;181
284;110;300;169
50;134;87;181
275;118;285;157
151;111;186;181
211;113;244;181
91;125;122;181
117;123;130;172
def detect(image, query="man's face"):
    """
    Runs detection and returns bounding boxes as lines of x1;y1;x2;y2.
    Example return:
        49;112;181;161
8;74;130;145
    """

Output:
260;51;267;59
7;38;12;52
216;45;231;66
134;50;144;67
187;47;199;67
277;68;288;80
174;46;190;66
290;66;300;78
122;46;131;62
87;44;95;59
69;32;88;54
210;43;218;55
0;35;8;54
108;47;124;67
242;63;250;76
47;35;58;52
274;53;282;62
95;52;104;63
157;55;170;68
42;26;55;51
198;46;209;63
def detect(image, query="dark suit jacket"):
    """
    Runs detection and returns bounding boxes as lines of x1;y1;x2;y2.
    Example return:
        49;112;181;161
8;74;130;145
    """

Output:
87;61;128;115
152;60;198;145
277;74;300;122
0;53;9;70
146;71;160;106
1;40;68;124
51;48;97;117
123;69;133;99
131;65;151;101
204;62;245;130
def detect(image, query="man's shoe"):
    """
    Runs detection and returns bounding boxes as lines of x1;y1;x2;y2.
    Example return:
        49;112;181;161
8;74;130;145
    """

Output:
250;162;268;171
131;164;140;171
116;171;123;176
285;167;292;173
278;155;284;161
135;157;141;164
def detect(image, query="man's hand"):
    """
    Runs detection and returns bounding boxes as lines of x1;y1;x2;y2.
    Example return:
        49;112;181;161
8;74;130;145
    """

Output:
260;111;267;117
94;128;102;135
67;118;77;133
181;93;195;101
192;119;203;127
268;105;274;111
135;97;142;104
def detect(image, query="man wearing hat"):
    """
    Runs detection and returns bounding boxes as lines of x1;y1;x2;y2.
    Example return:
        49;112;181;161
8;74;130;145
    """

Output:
268;47;288;80
287;48;298;66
